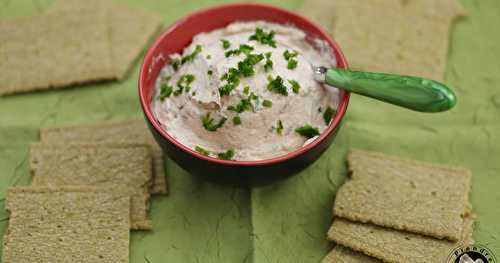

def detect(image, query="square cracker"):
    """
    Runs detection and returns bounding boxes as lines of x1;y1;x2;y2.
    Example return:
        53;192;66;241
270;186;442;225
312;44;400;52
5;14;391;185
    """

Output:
333;149;472;240
39;118;167;195
30;143;153;230
2;186;129;263
326;0;465;81
49;0;163;79
322;245;380;263
327;216;474;263
0;10;114;96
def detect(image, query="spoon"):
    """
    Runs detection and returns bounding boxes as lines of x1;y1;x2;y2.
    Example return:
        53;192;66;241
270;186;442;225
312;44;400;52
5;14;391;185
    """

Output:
313;66;456;112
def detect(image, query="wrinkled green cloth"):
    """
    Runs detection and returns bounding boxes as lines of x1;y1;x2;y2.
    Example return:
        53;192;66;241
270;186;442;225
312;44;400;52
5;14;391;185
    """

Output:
0;0;499;262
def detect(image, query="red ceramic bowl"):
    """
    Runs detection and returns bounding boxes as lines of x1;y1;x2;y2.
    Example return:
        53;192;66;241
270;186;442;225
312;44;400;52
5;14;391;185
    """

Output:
139;3;350;186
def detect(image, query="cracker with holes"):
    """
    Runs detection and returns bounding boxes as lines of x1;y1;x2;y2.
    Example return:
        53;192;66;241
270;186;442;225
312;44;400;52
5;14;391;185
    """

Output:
2;187;129;263
39;118;167;195
333;149;472;241
326;216;474;263
30;143;153;230
327;0;465;81
0;10;114;95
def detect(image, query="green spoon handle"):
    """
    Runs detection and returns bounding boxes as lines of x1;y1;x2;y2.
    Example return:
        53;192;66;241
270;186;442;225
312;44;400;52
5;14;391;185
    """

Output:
324;68;456;112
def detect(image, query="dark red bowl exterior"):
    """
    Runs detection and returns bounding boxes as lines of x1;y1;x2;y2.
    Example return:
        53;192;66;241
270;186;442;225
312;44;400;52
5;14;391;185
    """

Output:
139;3;350;186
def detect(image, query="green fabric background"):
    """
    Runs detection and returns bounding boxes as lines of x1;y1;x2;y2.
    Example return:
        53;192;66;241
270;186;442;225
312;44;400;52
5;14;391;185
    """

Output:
1;0;499;262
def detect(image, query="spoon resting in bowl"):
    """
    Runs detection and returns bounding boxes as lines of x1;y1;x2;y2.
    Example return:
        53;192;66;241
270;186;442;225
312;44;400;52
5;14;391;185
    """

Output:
313;66;456;112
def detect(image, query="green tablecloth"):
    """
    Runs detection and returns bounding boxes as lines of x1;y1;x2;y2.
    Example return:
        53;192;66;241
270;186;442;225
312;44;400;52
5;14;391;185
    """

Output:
1;0;499;262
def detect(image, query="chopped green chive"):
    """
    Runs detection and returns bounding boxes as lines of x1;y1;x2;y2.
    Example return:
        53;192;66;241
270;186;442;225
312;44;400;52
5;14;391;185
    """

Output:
243;86;250;95
238;53;264;77
295;124;320;139
201;112;227;132
264;52;273;72
283;50;299;70
219;52;264;96
195;146;210;156
267;75;288;96
249;28;277;48
288;80;301;94
276;120;284;135
233;116;241;125
227;97;252;113
323;106;337;125
192;91;197;96
171;45;202;71
174;74;195;96
262;99;273;108
159;84;173;100
225;44;254;57
221;39;231;50
206;54;212;59
287;59;298;69
217;149;235;160
318;107;323;112
181;45;202;64
207;69;213;76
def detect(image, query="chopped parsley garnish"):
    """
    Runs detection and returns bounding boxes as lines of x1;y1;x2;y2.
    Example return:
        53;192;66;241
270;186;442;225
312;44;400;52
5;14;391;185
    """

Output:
159;83;173;100
201;112;227;132
295;124;320;139
228;97;252;113
233;116;241;125
267;75;288;96
249;27;277;48
174;74;195;96
217;149;235;160
195;146;210;156
181;45;202;64
225;44;254;57
288;80;301;94
207;70;213;76
276;120;284;135
243;86;250;95
283;50;299;70
262;99;273;108
221;39;231;50
264;52;273;72
323;106;337;125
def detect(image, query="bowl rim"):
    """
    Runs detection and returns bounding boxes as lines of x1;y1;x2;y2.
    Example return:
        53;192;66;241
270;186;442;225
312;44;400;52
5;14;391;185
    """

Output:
139;2;350;167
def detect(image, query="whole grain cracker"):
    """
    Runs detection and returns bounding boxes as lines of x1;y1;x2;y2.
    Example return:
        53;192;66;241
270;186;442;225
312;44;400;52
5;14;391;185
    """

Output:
2;186;129;263
0;10;114;96
39;118;167;194
30;143;153;230
49;0;163;79
327;216;474;263
321;0;465;81
322;245;381;263
333;149;472;240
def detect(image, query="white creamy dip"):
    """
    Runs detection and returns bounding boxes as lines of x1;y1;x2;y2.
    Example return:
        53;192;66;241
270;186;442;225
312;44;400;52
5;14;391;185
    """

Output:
152;21;338;161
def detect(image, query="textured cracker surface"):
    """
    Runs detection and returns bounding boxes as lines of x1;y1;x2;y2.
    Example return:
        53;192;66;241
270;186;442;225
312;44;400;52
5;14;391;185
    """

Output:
300;0;465;81
2;186;129;263
49;0;163;80
328;217;474;263
333;149;472;240
0;10;114;95
322;245;381;263
30;143;153;230
40;118;167;194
